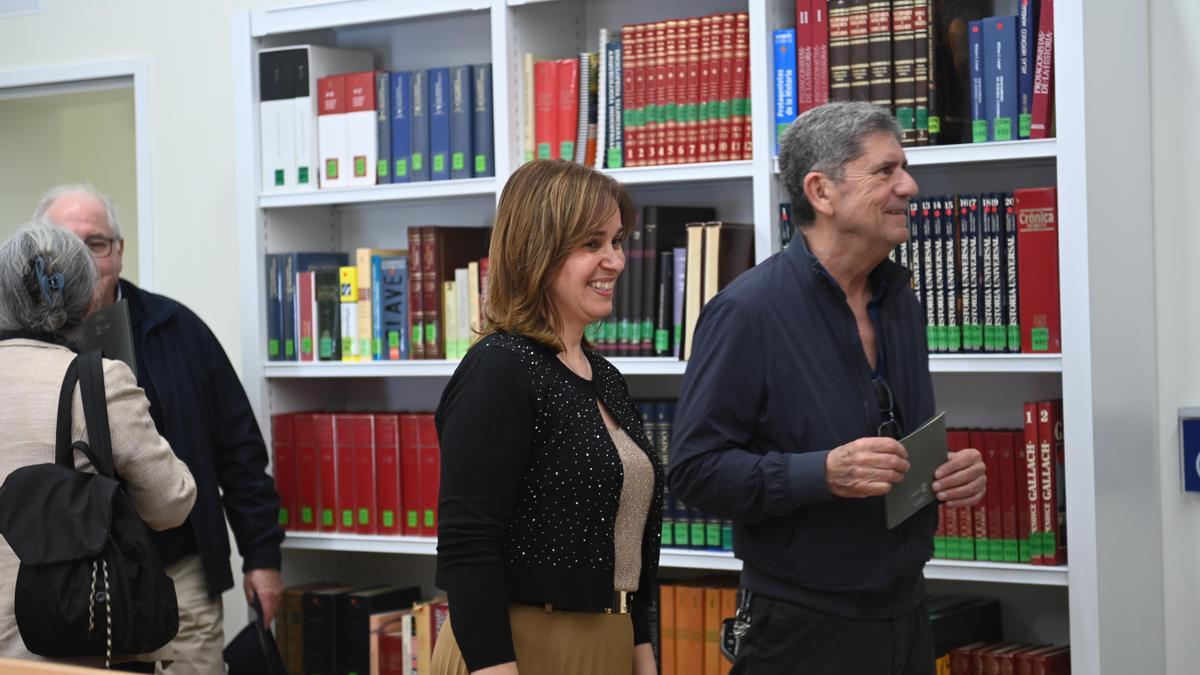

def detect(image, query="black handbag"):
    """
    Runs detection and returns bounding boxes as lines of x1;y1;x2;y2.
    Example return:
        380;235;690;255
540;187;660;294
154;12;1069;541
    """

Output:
0;350;179;666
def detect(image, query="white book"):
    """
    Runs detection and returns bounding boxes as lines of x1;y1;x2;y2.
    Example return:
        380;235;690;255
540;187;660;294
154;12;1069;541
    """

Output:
258;48;298;193
596;29;609;168
345;71;379;187
318;74;349;188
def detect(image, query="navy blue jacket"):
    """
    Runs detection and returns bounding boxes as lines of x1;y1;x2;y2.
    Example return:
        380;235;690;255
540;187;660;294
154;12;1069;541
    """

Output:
667;236;937;620
122;279;283;596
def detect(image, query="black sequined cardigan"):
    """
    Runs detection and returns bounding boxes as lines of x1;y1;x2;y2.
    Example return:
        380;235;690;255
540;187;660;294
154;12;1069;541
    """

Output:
434;331;664;671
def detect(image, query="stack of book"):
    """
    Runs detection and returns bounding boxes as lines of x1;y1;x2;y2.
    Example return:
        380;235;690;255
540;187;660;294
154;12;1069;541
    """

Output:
276;582;446;675
271;412;440;537
934;399;1066;566
258;45;494;193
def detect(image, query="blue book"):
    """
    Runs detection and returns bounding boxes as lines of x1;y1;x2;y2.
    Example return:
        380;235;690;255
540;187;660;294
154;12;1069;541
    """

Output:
389;71;412;183
428;67;451;181
982;15;1019;142
265;254;282;360
449;65;473;180
1017;0;1040;138
378;256;409;360
281;252;350;361
471;64;494;177
969;20;985;143
410;70;430;182
375;72;392;184
772;28;797;155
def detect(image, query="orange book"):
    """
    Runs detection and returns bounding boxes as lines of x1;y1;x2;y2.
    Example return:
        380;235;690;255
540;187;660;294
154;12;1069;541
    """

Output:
703;587;722;675
660;585;676;675
533;60;557;160
718;587;737;675
674;584;705;675
555;58;579;161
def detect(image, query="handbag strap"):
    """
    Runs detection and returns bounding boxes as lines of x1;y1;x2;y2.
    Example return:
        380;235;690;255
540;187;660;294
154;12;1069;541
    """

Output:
54;350;115;478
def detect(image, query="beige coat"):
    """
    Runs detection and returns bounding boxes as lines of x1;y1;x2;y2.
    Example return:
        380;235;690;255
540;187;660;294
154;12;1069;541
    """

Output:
0;338;197;664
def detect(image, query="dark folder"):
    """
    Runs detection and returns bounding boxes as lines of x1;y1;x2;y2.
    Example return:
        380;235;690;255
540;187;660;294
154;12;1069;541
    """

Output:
78;298;136;377
885;411;947;529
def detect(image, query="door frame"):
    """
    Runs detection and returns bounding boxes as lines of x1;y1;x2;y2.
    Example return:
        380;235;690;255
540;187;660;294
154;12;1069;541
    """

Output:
0;58;155;288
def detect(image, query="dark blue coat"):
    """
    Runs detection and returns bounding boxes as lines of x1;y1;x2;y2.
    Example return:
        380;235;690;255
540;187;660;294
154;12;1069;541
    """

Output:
121;279;282;596
668;235;937;620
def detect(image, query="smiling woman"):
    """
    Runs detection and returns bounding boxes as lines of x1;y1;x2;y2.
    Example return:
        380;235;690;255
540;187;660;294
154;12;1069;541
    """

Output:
432;160;663;675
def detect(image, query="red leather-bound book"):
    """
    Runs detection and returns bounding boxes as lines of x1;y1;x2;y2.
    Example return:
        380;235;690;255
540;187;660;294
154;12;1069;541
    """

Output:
1015;187;1060;353
334;414;358;533
374;414;403;535
314;413;337;532
534;60;557;161
417;414;441;536
1021;401;1042;563
271;414;296;531
1000;431;1021;562
951;430;977;560
1037;399;1066;565
351;414;377;534
555;58;579;162
400;414;423;535
293;414;319;531
1029;0;1054;138
977;429;1001;561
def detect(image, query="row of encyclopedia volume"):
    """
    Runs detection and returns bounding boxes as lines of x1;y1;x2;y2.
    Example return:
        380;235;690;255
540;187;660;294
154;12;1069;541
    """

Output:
259;43;494;193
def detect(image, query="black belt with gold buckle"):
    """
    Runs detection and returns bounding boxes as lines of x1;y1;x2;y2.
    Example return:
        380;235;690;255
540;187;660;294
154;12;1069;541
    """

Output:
540;590;633;615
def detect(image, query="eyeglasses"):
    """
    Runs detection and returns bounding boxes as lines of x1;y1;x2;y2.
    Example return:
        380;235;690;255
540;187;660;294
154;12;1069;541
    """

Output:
873;375;902;440
84;236;122;258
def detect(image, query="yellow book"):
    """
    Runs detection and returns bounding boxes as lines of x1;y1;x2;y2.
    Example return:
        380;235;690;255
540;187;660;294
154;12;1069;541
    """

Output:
339;266;359;362
443;280;458;360
467;260;482;346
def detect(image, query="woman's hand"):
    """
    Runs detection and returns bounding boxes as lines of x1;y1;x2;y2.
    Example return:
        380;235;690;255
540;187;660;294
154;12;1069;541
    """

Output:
633;643;657;675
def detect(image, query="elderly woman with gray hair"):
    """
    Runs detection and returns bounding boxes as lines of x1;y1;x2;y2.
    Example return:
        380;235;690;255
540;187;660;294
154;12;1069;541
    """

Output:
0;223;196;669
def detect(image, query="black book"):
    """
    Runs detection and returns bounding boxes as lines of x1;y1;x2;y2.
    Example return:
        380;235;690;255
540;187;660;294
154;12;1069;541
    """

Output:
654;251;674;357
337;585;422;675
79;298;136;376
624;214;645;357
1002;192;1019;352
302;585;355;675
639;214;657;356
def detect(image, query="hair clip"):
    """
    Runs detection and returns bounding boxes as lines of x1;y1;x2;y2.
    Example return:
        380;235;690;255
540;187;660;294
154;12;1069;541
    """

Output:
34;255;65;305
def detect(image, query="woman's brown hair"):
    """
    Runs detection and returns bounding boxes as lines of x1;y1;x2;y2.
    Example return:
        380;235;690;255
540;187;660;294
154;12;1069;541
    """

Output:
483;159;636;350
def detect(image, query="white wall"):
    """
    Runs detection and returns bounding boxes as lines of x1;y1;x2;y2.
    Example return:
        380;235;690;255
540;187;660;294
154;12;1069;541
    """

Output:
0;87;140;282
0;0;296;637
1151;1;1200;673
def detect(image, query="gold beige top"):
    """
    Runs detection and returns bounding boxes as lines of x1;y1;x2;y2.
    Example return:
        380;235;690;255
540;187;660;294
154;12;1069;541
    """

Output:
608;425;654;592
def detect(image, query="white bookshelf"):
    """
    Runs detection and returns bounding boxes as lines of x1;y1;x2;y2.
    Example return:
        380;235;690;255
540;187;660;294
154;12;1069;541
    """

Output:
234;0;1131;669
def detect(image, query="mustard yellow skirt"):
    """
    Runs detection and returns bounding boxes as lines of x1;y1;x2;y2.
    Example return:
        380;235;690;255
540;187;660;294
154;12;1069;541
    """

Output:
431;603;634;675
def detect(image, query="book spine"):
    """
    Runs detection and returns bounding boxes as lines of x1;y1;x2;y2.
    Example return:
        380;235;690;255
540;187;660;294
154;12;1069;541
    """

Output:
981;196;997;351
932;198;947;352
353;415;376;533
400;415;422;535
672;247;687;359
1014;187;1060;353
390;71;412;183
640;219;658;356
317;74;347;188
574;53;591;164
1023;401;1042;562
410;70;431;181
609;40;625;169
983;16;1019;141
847;0;871;102
380;257;409;360
418;415;440;536
796;0;815;114
374;414;402;534
315;268;341;361
293;414;318;530
472;64;494;177
734;13;752;160
407;227;425;359
957;197;976;351
429;68;451;180
450;65;473;179
534;59;558;160
972;430;993;559
655;251;674;356
316;414;338;532
340;265;360;362
1000;431;1020;561
907;201;923;326
557;58;579;161
335;415;357;532
376;72;392;184
1038;400;1066;565
1018;0;1040;138
663;20;680;165
911;1;929;143
920;199;936;352
812;1;830;105
371;255;384;360
717;14;735;161
271;414;295;529
969;21;985;143
265;254;282;360
1030;0;1054;138
422;228;442;359
891;0;916;144
623;25;639;167
1004;193;1020;351
942;432;960;559
866;0;892;108
697;17;714;163
773;28;798;156
345;71;378;186
653;21;669;165
980;430;1002;560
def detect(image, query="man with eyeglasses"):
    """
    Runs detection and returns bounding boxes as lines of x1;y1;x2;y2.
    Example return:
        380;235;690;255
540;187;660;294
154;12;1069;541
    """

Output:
35;185;284;675
669;103;986;675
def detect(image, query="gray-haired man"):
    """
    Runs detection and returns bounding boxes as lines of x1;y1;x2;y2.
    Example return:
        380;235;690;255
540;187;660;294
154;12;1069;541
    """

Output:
668;102;986;674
